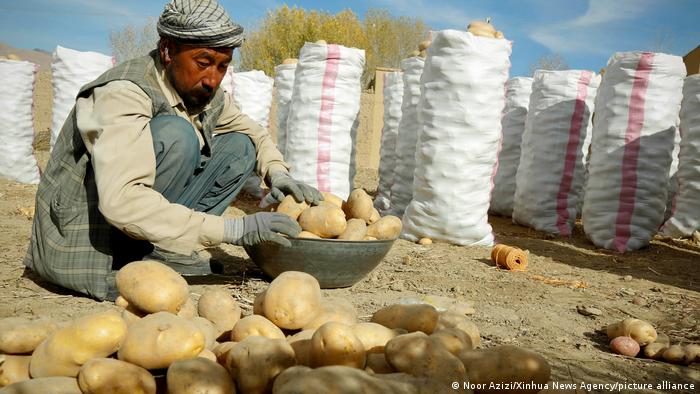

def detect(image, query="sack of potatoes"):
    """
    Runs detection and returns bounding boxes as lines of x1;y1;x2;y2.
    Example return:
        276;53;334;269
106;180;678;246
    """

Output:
274;189;402;241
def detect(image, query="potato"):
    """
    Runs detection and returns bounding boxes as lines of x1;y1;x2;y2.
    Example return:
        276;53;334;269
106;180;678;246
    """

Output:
430;328;474;356
310;322;366;369
197;348;217;362
458;345;550;394
167;358;234;394
273;365;444;394
337;218;368;241
0;376;81;394
370;303;439;334
366;216;402;240
30;310;127;378
176;297;198;319
191;317;219;350
264;271;322;330
344;189;374;221
0;355;31;387
643;342;668;360
0;318;59;354
212;341;238;366
368;208;381;225
297;231;321;239
609;336;640;357
364;353;394;374
385;332;467;384
683;344;700;365
77;358;155;394
436;311;481;348
120;303;146;325
197;289;241;338
114;295;129;308
253;290;267;315
230;315;285;341
117;312;205;370
298;205;347;238
320;192;344;209
226;336;296;394
364;236;378;241
302;297;357;330
467;21;496;37
115;260;189;314
276;195;309;220
418;237;433;245
606;318;657;346
287;329;315;366
351;322;403;354
662;344;686;364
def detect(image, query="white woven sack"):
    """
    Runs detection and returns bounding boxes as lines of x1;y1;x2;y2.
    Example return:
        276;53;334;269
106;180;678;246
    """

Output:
661;75;700;237
388;56;424;216
220;68;274;198
512;70;599;235
221;69;274;128
582;52;685;252
664;123;681;221
402;30;512;245
490;77;532;217
50;45;113;148
374;70;404;213
273;63;297;156
284;43;365;200
0;60;40;184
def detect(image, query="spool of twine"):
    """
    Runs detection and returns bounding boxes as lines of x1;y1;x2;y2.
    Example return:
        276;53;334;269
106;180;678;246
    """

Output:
491;244;528;271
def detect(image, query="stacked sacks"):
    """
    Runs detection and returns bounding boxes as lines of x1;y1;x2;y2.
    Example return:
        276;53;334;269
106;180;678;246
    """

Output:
489;77;533;217
513;70;599;235
50;46;113;149
661;75;700;237
285;42;365;200
0;59;41;184
402;29;511;245
389;54;425;217
582;52;686;251
374;70;404;214
274;59;298;156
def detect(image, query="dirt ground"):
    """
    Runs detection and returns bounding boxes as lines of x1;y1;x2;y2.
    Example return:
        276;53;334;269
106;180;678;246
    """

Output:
1;49;698;393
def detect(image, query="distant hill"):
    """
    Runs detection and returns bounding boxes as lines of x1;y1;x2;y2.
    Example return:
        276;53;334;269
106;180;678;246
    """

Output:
0;42;53;70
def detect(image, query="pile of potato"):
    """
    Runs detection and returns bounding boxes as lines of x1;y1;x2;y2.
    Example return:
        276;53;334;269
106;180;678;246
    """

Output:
275;189;402;241
0;260;556;393
606;318;700;365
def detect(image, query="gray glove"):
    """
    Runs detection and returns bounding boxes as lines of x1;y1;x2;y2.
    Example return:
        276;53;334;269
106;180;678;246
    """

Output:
262;171;323;206
223;212;301;247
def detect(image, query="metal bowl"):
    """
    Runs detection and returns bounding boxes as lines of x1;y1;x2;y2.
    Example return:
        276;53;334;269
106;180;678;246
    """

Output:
243;237;396;288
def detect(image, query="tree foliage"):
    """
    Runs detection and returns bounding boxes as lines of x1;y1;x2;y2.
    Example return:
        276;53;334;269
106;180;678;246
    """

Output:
109;18;159;64
239;6;429;86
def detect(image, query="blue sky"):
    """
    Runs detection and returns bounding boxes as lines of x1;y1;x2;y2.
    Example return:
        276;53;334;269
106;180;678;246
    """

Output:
0;0;697;77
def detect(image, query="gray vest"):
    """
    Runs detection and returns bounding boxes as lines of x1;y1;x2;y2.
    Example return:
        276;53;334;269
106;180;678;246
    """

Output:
24;52;225;300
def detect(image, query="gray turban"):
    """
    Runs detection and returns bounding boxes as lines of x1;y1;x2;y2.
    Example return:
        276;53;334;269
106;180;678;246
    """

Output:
157;0;244;47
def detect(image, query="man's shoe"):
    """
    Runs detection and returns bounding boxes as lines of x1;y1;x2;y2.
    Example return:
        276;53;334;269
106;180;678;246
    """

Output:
144;248;223;276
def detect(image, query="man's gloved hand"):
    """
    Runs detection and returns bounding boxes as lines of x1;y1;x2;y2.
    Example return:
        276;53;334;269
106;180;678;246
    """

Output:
261;171;323;207
223;212;302;247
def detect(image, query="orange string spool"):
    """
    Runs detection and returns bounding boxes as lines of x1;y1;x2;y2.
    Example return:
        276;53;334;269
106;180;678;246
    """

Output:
491;244;528;271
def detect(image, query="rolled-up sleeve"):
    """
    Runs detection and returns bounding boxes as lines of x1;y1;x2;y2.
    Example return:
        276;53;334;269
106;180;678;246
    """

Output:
75;81;224;255
214;93;289;183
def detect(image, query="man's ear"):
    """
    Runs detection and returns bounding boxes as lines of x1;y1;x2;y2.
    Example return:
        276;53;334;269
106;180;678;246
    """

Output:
159;38;175;65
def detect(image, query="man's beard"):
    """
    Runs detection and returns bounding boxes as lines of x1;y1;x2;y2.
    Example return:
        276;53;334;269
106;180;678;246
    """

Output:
166;66;214;113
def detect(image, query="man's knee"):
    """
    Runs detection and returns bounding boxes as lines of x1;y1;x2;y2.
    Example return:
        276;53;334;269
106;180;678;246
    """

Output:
149;115;199;165
214;132;255;167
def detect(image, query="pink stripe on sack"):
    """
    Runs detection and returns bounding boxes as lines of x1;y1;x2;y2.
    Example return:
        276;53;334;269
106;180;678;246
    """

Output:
613;52;655;252
555;71;593;235
316;44;340;192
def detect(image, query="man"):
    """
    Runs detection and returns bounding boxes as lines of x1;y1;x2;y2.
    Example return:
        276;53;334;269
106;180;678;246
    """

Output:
24;0;320;301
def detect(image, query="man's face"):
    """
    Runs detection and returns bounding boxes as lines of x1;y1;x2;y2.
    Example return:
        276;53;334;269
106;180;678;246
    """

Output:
162;41;233;113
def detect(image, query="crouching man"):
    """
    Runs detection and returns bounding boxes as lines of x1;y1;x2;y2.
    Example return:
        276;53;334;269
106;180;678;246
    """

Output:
24;0;320;300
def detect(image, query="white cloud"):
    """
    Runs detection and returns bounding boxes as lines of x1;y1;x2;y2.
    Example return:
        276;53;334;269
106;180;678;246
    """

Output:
529;0;656;54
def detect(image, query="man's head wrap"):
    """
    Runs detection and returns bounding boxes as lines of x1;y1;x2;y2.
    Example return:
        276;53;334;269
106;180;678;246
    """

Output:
157;0;244;48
